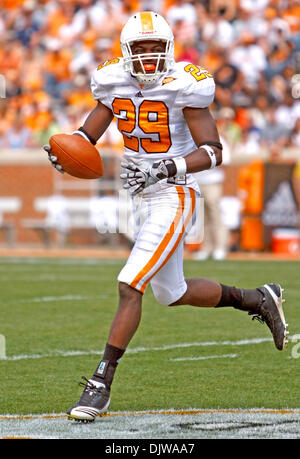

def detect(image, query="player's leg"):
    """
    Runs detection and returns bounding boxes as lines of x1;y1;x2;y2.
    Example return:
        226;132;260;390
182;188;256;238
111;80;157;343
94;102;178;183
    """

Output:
67;282;142;423
152;254;288;352
67;184;192;422
149;240;221;306
147;193;288;352
171;278;288;351
107;282;143;350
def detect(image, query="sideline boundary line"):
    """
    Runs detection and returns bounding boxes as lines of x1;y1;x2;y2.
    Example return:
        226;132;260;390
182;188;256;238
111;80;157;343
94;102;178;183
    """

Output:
1;408;300;421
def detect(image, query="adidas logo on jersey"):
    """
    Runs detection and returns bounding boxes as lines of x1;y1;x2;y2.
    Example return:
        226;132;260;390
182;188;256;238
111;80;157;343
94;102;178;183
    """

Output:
135;91;144;98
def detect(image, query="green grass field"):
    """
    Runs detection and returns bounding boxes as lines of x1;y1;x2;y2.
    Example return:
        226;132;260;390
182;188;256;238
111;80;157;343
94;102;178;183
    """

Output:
0;257;299;416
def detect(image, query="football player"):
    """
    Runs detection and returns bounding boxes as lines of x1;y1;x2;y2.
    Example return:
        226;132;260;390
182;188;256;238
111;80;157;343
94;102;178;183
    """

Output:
45;12;288;423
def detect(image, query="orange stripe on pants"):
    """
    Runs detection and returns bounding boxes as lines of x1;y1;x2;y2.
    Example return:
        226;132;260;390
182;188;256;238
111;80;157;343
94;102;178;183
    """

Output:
140;187;196;293
130;186;185;291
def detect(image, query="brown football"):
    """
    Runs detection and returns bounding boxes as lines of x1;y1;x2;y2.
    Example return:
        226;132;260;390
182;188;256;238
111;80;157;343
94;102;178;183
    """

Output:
49;133;104;179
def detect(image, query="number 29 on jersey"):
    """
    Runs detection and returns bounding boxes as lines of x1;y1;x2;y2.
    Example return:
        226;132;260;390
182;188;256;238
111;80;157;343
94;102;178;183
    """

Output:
112;98;172;154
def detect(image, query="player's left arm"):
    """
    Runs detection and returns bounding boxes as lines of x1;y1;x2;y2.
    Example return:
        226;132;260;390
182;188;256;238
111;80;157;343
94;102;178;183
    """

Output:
182;106;222;173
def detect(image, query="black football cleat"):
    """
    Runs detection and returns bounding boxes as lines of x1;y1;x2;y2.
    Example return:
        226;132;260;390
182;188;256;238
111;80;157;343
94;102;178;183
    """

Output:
243;283;288;351
67;377;110;423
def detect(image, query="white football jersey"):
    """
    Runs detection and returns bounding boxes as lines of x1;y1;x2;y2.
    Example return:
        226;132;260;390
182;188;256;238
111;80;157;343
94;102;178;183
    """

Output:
91;58;215;165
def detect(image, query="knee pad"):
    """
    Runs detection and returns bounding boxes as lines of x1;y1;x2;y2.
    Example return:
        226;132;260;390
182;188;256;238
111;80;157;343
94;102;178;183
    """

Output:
151;280;187;306
152;286;173;306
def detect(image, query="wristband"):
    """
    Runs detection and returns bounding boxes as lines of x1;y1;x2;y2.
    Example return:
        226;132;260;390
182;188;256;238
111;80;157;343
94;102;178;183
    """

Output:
199;141;223;151
173;157;187;176
200;144;217;169
150;157;187;185
72;127;97;145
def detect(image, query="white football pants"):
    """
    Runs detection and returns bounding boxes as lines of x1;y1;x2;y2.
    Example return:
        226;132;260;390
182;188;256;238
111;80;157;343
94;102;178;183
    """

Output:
118;181;199;305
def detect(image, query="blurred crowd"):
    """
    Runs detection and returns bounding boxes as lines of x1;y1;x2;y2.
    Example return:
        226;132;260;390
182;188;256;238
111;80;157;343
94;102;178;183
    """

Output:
0;0;299;157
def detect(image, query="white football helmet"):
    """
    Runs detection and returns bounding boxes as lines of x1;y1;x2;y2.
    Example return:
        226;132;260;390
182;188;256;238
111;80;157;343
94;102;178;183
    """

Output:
120;11;174;85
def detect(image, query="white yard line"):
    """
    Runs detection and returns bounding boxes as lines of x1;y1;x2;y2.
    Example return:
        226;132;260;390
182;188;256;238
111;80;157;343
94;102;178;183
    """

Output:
0;257;122;266
1;337;272;361
0;275;113;282
170;353;238;361
17;294;112;303
1;294;115;306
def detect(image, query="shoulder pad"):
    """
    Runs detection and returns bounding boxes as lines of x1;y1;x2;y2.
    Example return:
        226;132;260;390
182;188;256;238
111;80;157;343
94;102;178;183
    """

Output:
91;58;125;103
173;61;215;108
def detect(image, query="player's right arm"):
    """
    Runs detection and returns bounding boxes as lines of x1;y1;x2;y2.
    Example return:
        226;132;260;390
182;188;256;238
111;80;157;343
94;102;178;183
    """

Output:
45;101;114;172
78;101;114;143
46;61;118;171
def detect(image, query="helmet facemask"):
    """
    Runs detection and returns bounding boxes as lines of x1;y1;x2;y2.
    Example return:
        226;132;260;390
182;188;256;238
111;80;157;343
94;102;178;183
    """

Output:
120;12;175;85
122;39;174;85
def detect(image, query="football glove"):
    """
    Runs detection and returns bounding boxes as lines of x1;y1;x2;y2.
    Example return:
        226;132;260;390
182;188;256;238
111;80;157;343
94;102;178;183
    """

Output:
120;157;186;196
44;144;64;173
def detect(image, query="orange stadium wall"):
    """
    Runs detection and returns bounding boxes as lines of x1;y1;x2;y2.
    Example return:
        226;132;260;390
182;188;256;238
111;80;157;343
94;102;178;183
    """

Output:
0;159;53;245
0;149;121;246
